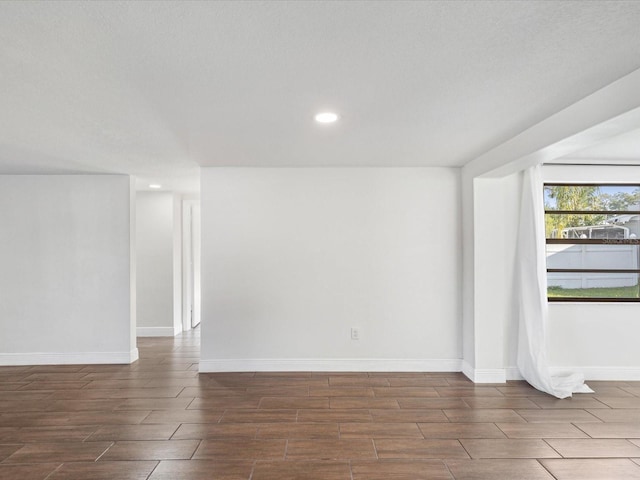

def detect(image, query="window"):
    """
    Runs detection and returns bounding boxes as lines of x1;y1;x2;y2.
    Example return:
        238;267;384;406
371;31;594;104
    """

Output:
544;184;640;302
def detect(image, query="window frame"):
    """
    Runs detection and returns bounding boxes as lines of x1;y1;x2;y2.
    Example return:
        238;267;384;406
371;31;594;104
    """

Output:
544;182;640;303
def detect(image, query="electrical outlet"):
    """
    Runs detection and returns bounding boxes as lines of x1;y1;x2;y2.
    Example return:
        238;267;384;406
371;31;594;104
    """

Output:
351;327;360;341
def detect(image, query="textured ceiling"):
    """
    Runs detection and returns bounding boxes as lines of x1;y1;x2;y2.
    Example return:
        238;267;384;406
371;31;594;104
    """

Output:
1;1;640;192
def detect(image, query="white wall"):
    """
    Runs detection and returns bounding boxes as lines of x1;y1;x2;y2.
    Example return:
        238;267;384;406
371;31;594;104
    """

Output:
0;175;136;364
200;167;462;372
549;303;640;372
135;192;182;336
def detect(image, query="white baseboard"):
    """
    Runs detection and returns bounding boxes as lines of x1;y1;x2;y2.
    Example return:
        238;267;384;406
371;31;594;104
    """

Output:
199;358;462;373
129;348;139;363
462;361;507;384
137;327;178;337
199;359;640;382
0;350;139;366
506;366;640;382
461;361;475;382
506;366;524;380
550;366;640;381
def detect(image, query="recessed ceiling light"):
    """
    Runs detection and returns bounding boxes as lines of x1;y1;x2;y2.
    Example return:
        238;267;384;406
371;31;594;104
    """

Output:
149;184;162;189
315;112;339;124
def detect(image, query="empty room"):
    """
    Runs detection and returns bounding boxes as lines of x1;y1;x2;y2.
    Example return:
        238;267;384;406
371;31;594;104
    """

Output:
1;1;640;479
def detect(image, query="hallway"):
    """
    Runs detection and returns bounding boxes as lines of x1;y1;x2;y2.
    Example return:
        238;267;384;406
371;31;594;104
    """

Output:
1;330;640;479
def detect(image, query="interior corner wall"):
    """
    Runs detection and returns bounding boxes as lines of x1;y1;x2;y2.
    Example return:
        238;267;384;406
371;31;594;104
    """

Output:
542;165;640;380
0;174;135;365
135;192;182;337
200;167;462;372
469;164;640;382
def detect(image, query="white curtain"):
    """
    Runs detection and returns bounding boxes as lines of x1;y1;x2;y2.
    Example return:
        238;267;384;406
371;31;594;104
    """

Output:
516;164;592;398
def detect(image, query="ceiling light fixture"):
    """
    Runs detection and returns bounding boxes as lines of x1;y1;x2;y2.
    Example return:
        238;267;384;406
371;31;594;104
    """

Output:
315;112;339;124
149;184;162;189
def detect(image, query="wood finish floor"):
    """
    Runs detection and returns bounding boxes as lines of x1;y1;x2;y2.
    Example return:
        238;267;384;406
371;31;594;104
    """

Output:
1;329;640;479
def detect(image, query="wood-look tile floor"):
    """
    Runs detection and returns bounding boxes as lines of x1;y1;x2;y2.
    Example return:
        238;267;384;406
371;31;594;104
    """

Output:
1;330;640;479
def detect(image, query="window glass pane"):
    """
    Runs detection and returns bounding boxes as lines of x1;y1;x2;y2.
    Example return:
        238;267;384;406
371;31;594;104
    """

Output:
546;244;640;270
547;273;640;299
544;185;640;212
545;213;639;239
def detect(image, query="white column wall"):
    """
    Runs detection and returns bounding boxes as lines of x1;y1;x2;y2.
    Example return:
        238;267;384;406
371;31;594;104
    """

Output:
463;173;521;382
0;174;135;364
200;167;462;372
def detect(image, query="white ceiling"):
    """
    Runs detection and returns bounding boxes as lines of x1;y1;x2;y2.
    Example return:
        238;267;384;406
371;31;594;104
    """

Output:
2;1;640;193
559;127;640;164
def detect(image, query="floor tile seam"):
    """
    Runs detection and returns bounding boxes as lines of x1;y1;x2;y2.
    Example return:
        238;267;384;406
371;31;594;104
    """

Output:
188;439;203;460
619;386;640;396
584;408;611;422
543;455;640;462
183;397;198;411
141;460;161;480
456;438;473;459
512;409;529;423
79;425;102;442
93;440;114;462
15;383;38;391
41;462;64;480
587;396;617;409
166;423;181;441
570;421;596;439
247;459;257;480
535;458;560;480
460;398;473;409
541;438;568;458
437;459;457;480
215;408;234;424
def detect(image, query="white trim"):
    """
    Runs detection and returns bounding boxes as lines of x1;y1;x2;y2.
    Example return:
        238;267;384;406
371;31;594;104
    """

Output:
0;350;138;366
199;358;462;373
137;327;178;337
506;366;524;381
462;360;475;382
129;348;139;363
461;361;507;384
550;366;640;381
504;366;640;382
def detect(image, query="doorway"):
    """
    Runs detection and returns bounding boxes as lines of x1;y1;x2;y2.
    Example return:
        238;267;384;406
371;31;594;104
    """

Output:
182;200;201;331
